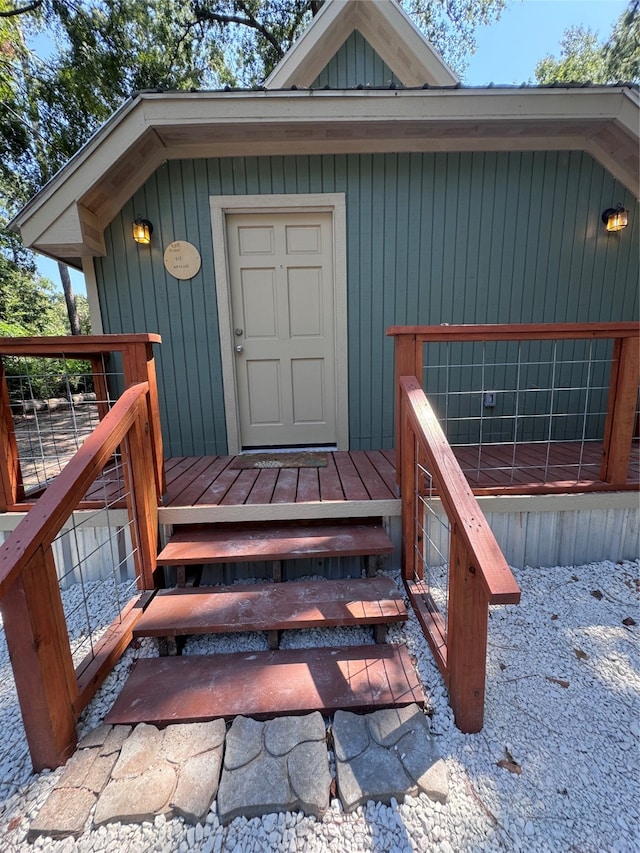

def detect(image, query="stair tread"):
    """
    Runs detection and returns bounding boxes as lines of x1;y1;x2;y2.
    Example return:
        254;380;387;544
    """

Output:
104;644;424;725
134;577;407;637
157;522;394;566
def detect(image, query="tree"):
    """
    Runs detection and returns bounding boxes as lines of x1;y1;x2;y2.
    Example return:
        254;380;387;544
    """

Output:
603;0;640;83
0;255;65;336
1;0;508;336
535;1;639;85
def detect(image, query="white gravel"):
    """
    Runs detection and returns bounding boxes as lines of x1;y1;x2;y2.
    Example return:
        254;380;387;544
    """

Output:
0;559;638;852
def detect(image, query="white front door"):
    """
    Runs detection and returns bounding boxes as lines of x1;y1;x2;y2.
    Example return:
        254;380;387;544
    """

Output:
226;211;337;448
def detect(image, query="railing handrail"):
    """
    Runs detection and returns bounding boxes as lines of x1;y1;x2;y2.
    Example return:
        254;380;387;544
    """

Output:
400;375;520;605
0;333;161;356
387;321;639;341
0;378;160;770
0;381;149;599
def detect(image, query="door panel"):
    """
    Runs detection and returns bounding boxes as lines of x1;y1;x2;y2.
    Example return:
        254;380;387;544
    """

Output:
288;268;323;337
245;360;282;425
291;359;326;424
227;211;336;447
241;268;278;338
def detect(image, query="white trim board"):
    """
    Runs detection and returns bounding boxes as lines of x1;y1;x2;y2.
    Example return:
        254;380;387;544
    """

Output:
210;193;349;455
264;0;458;89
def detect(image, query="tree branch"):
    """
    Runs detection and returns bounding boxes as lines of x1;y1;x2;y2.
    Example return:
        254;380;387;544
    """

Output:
0;1;42;17
194;3;284;59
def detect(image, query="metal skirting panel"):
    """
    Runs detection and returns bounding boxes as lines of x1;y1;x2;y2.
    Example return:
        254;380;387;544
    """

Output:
0;514;136;590
486;505;639;570
1;499;633;590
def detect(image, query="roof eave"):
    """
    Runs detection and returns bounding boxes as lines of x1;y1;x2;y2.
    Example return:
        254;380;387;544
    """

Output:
12;87;639;264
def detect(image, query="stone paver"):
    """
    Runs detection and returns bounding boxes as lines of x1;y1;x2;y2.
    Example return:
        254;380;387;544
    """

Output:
28;788;97;841
94;760;178;826
217;712;331;824
171;750;224;823
29;704;446;838
333;705;449;811
29;720;227;840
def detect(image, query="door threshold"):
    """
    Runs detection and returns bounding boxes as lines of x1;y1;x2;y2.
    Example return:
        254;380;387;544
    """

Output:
239;446;337;455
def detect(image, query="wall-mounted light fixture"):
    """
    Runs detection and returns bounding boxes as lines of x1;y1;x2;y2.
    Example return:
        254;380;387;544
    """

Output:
132;214;154;244
601;204;629;233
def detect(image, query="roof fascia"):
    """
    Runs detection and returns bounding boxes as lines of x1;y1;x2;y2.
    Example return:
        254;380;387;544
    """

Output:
265;0;458;89
13;87;639;261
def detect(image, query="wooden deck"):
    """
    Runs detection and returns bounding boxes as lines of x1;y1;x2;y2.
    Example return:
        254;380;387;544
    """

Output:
157;443;638;521
10;443;639;517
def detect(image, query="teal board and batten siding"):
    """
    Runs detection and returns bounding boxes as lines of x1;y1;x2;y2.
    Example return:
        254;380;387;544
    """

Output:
95;151;638;456
311;30;403;88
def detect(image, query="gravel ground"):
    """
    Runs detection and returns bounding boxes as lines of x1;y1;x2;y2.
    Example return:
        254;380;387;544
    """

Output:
0;559;638;853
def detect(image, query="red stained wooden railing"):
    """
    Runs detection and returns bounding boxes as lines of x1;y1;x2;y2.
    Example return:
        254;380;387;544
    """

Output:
399;376;521;733
0;334;165;511
0;382;160;771
388;322;640;492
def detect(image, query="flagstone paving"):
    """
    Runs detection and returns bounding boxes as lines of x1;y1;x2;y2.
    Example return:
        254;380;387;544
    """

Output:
27;705;448;841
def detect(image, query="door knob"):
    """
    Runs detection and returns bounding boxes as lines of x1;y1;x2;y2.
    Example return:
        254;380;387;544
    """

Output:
236;345;244;353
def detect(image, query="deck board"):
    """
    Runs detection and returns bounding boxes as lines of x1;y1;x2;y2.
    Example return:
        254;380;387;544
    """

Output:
271;468;299;503
167;456;227;506
104;644;424;725
318;453;347;501
156;522;394;565
133;577;406;637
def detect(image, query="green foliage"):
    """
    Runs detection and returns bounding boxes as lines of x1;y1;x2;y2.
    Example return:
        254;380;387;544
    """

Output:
535;1;639;85
0;257;62;334
404;0;506;76
0;255;92;398
603;0;640;82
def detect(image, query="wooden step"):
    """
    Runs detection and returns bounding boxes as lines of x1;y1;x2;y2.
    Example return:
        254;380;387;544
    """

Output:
104;644;424;726
133;577;407;639
156;521;394;566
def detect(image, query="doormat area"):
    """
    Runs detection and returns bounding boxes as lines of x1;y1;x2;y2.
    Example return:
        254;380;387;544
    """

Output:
230;452;328;469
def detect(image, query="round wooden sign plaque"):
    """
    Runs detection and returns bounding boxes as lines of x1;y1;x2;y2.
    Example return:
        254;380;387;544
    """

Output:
163;240;202;280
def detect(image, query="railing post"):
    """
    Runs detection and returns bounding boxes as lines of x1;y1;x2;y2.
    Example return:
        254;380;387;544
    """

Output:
123;399;159;590
394;334;418;487
447;534;489;733
0;359;24;510
122;341;166;498
601;335;640;484
400;393;417;583
1;545;78;770
89;354;112;421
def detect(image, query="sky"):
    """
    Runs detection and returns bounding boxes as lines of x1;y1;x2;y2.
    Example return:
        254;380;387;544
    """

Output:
35;0;629;296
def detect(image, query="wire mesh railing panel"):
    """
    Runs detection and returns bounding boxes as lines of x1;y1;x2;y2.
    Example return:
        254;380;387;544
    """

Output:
422;337;616;487
4;353;121;493
414;446;450;640
51;446;140;669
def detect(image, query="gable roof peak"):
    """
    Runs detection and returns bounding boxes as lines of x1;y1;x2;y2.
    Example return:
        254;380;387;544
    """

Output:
265;0;459;89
